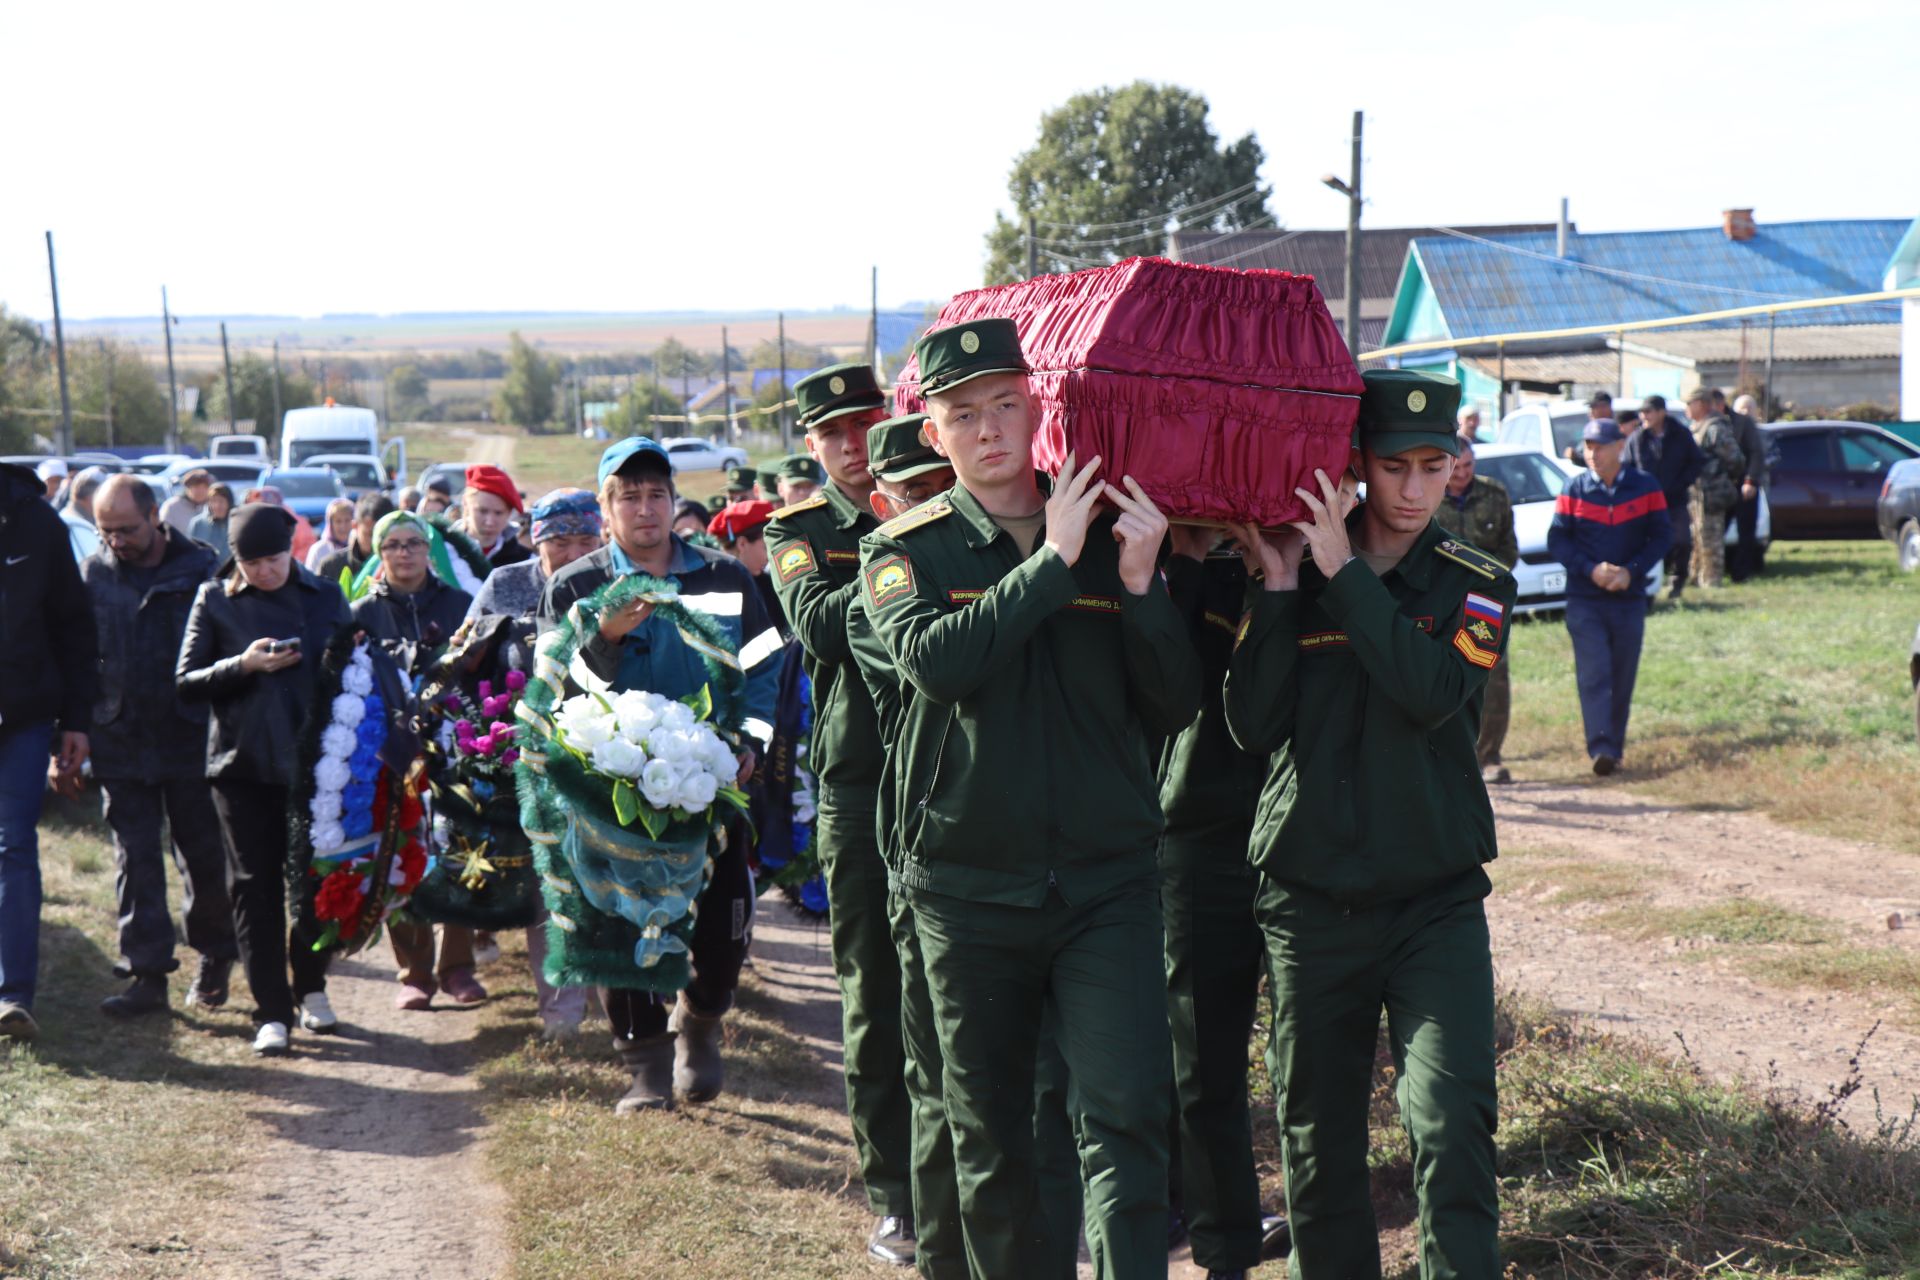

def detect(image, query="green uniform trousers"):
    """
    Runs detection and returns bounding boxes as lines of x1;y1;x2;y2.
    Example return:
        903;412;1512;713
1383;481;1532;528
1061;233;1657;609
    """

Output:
909;874;1171;1280
1160;829;1267;1272
893;889;1086;1280
1257;869;1499;1280
819;786;912;1217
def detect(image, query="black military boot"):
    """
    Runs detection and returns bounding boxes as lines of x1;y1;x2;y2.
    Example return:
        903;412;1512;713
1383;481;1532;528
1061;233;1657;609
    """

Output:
185;956;233;1009
100;974;169;1018
614;1033;676;1114
866;1215;916;1266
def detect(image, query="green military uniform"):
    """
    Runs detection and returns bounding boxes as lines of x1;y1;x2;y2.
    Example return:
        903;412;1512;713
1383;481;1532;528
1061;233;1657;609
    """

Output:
1223;370;1515;1280
779;453;826;488
755;467;780;500
1689;412;1743;588
849;414;1084;1280
725;464;757;498
704;493;728;515
764;367;913;1231
1434;473;1518;773
1156;550;1273;1272
861;319;1201;1280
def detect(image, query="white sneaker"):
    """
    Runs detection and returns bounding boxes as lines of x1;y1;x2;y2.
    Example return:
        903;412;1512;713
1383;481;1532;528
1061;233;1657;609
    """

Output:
298;992;338;1034
472;932;502;967
253;1021;291;1056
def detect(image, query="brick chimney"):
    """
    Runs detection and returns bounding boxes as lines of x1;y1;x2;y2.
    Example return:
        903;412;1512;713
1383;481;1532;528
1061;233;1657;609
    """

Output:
1723;208;1756;241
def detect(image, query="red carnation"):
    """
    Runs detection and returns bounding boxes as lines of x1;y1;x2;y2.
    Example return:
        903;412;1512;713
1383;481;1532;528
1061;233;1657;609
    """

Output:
314;869;366;923
396;838;428;892
397;780;425;830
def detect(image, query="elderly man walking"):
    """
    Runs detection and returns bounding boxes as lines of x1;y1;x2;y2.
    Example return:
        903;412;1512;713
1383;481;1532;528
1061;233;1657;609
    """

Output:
74;476;238;1015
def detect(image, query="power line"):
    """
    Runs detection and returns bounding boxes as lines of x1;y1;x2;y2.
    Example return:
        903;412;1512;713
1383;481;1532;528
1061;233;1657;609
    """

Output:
1031;180;1260;234
1030;188;1273;252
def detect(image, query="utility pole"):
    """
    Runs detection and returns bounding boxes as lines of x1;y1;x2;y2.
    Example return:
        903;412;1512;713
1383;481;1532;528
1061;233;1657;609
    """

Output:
102;340;115;448
45;232;73;456
219;322;239;434
720;325;733;442
1320;112;1364;355
161;287;181;454
270;340;284;450
869;266;879;376
1026;214;1039;281
777;311;790;451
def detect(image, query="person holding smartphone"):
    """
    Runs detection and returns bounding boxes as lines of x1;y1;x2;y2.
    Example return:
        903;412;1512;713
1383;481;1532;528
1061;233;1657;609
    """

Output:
176;503;351;1056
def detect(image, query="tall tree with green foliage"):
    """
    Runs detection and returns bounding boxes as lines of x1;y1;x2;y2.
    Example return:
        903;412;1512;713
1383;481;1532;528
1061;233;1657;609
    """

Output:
493;332;558;431
983;82;1273;285
0;305;50;452
604;380;684;436
386;361;430;421
70;340;171;447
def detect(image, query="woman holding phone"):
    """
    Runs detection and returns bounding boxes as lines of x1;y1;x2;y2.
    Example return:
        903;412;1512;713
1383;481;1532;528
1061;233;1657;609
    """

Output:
176;503;350;1055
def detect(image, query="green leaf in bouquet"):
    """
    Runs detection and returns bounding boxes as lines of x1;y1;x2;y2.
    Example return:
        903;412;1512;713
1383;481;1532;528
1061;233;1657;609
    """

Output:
313;921;341;952
717;785;751;813
682;683;714;722
638;802;666;840
612;779;640;826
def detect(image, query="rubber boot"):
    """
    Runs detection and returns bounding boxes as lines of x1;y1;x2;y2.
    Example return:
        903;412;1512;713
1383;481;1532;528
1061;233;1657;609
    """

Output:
614;1033;676;1114
672;994;725;1103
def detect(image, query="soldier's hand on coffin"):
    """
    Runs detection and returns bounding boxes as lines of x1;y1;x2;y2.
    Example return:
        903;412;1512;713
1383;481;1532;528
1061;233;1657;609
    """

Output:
1290;468;1357;581
1166;522;1220;564
1105;477;1169;595
1234;522;1306;592
1043;451;1103;567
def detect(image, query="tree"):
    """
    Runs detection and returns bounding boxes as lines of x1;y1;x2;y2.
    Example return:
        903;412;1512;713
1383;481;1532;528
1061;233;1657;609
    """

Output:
982;82;1273;285
204;353;318;437
69;340;171;447
493;331;558;431
604;380;684;436
386;360;430;422
744;338;832;371
0;305;50;452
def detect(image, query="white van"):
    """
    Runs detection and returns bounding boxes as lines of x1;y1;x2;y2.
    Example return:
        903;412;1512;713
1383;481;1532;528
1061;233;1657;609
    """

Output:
281;402;405;482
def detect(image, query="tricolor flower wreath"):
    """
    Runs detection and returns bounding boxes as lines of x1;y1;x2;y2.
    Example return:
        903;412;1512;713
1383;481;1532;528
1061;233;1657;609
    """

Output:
289;633;427;954
515;572;749;992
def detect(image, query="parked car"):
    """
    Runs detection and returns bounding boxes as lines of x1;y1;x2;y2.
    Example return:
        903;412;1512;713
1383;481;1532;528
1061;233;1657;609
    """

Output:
416;461;469;501
305;453;390;502
209;433;271;464
1878;458;1920;571
257;467;347;526
157;458;268;495
1465;443;1662;615
121;453;195;475
1762;421;1920;540
660;436;748;474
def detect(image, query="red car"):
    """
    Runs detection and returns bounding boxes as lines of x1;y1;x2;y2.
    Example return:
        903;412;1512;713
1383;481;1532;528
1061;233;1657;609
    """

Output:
1762;421;1920;540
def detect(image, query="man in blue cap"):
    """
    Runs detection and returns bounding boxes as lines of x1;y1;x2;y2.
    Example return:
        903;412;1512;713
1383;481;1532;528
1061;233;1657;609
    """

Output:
540;437;785;1112
1548;416;1672;774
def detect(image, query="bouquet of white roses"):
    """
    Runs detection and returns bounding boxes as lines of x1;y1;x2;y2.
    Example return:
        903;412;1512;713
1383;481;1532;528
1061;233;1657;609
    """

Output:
551;687;748;837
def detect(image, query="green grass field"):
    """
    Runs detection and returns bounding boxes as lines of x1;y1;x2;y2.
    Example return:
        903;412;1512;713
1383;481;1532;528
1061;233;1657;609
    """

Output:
1503;541;1920;853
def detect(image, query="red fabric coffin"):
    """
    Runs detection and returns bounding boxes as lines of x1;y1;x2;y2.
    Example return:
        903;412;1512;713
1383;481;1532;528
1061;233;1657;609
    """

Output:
894;256;1364;527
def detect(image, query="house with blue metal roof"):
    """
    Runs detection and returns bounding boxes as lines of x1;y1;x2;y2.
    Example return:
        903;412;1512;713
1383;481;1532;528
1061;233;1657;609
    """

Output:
1380;212;1909;417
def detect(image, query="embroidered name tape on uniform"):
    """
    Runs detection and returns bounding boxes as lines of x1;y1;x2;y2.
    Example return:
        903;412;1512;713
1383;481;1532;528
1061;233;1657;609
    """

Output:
866;556;914;606
823;549;859;566
1068;594;1122;614
1203;610;1237;635
947;588;985;604
1298;630;1350;651
774;541;817;584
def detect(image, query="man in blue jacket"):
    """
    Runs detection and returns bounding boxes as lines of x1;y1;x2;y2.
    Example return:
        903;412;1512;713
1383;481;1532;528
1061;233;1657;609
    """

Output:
1547;418;1672;775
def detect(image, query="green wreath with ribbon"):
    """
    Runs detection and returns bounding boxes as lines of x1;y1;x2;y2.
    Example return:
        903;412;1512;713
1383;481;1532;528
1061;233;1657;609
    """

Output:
514;572;749;992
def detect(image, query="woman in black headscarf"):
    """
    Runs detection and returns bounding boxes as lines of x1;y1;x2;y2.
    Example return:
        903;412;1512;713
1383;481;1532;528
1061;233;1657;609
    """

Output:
176;503;350;1056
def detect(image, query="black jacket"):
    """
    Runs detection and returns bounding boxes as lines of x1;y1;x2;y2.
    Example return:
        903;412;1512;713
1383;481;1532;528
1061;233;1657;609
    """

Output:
349;575;473;675
81;529;218;779
311;539;372;588
0;462;97;734
175;563;351;785
1622;421;1705;505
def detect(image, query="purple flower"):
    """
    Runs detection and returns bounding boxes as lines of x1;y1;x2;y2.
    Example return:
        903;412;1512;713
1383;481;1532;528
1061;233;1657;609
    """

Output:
502;749;520;766
472;734;496;755
489;720;513;740
454;720;474;739
504;671;527;692
478;680;493;702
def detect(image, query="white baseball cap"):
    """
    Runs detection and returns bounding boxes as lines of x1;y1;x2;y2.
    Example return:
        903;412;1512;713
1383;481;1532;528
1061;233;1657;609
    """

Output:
36;458;68;480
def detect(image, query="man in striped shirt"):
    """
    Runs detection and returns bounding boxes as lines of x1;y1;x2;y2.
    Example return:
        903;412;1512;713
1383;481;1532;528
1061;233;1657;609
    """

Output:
541;437;784;1113
1546;417;1673;776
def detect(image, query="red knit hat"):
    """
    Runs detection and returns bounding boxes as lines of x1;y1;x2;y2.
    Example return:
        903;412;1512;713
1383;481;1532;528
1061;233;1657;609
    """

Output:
707;499;775;541
463;464;523;513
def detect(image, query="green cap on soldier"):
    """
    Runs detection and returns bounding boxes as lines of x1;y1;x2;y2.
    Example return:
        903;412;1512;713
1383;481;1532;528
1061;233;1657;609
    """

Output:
778;453;825;484
795;363;886;429
756;467;780;495
867;413;947;483
705;493;728;514
1356;369;1463;457
726;465;757;493
914;318;1029;397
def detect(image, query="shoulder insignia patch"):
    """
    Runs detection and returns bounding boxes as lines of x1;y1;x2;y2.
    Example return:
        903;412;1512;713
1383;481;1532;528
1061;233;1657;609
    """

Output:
1434;538;1501;580
875;499;953;539
865;555;915;607
1452;628;1500;669
773;493;829;519
773;541;817;585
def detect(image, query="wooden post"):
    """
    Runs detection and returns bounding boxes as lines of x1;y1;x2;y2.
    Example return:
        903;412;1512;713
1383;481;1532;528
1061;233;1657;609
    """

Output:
45;232;73;455
161;287;181;454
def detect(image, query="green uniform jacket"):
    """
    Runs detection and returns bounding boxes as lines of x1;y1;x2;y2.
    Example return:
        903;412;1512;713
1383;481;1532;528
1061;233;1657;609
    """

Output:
1433;475;1518;569
765;483;883;792
1223;515;1518;904
1158;553;1267;840
847;593;906;869
860;479;1202;907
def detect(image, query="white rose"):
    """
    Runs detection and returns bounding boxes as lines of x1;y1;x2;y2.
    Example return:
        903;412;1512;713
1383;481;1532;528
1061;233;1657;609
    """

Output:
311;821;347;854
555;699;618;750
645;730;692;765
659;701;695;732
310;792;343;824
676;770;718;812
703;735;737;778
589;736;648;779
612;689;662;732
315;757;352;793
330;693;366;729
639;759;679;810
322;724;358;760
341;662;373;697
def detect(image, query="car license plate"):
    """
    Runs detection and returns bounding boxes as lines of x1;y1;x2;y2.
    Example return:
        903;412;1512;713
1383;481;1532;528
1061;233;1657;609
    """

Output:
1541;571;1566;594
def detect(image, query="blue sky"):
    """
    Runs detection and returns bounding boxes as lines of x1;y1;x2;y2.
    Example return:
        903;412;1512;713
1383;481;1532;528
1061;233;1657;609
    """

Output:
3;0;1911;321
